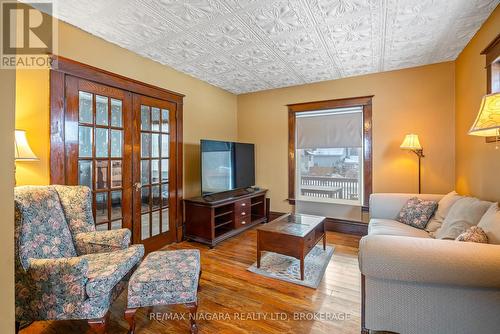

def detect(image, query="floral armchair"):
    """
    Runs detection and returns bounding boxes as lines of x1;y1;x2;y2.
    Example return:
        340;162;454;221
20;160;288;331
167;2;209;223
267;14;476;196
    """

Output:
14;185;144;333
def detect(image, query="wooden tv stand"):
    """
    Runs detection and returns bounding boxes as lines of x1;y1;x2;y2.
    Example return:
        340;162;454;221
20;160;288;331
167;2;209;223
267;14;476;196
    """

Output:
184;189;268;248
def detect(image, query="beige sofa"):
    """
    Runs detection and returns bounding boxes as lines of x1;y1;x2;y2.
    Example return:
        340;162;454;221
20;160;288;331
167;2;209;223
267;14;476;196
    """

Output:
359;193;500;334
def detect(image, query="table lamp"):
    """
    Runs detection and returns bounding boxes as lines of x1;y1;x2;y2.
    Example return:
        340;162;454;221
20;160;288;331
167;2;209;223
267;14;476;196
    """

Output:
15;129;38;185
400;134;424;194
469;92;500;148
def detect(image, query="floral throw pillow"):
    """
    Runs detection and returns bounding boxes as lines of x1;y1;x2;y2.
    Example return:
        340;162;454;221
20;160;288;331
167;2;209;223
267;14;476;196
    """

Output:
456;226;489;243
397;197;438;229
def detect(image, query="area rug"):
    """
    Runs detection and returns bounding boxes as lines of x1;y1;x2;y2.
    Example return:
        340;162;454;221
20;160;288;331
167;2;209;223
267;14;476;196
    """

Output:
247;245;334;288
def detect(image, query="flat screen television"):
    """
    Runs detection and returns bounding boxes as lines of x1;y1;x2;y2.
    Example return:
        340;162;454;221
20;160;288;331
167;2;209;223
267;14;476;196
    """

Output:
201;139;255;195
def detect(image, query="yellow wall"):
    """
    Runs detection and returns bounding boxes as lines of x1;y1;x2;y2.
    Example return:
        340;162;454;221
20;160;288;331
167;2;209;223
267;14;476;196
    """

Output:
0;1;16;330
237;62;456;212
455;6;500;202
15;19;238;198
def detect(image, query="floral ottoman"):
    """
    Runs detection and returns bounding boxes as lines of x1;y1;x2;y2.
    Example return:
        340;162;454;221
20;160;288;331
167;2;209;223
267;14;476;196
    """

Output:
124;249;201;334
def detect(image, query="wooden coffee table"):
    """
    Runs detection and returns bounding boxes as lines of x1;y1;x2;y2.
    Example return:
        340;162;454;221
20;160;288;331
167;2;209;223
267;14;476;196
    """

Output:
256;213;326;280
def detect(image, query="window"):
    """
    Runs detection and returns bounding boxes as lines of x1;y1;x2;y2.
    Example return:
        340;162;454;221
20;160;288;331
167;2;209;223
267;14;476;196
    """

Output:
296;108;363;205
288;96;373;209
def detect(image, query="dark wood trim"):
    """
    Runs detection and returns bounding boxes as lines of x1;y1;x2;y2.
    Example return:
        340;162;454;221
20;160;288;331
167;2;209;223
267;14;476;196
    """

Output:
269;211;368;236
287;95;374;112
287;95;374;207
325;217;368;236
288;109;296;205
481;33;500;66
49;70;66;184
176;102;184;242
53;56;184;102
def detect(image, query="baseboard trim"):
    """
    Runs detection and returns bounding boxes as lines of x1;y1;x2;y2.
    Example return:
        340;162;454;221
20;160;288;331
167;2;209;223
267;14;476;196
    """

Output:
268;211;368;236
325;218;368;236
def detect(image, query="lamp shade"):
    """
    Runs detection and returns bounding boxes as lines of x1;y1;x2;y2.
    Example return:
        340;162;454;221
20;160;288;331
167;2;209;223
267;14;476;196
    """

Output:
469;93;500;137
400;134;422;150
15;130;38;161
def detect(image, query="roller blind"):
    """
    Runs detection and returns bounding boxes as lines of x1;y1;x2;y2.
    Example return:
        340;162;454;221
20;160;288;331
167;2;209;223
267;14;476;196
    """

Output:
296;107;363;149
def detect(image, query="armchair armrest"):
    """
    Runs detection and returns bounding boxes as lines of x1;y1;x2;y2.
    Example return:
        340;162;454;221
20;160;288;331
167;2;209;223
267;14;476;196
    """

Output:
75;228;131;255
369;193;444;220
28;257;88;302
359;235;500;289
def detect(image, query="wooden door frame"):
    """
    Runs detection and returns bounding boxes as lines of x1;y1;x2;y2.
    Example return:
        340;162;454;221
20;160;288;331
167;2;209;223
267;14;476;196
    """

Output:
286;95;373;210
50;56;185;243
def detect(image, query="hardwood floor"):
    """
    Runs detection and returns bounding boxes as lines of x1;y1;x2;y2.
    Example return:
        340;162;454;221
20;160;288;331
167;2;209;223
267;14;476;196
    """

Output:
21;230;362;334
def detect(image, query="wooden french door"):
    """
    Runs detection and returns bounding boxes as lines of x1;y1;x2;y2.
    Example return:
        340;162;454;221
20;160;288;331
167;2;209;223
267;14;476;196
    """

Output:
132;94;177;249
65;76;133;232
61;73;178;251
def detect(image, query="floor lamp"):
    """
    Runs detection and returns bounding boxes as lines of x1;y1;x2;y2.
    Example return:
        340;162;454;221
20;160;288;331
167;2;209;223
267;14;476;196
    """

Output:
400;134;424;194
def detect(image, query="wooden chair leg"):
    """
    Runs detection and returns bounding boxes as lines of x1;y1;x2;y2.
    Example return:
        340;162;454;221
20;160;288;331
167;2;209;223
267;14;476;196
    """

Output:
186;302;198;334
124;308;138;334
87;311;109;334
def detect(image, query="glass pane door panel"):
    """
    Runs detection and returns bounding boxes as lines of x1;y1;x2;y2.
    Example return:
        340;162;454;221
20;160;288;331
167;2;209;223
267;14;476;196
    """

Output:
79;91;93;123
141;214;150;240
152;134;160;158
95;128;108;158
79;126;93;158
111;161;122;188
161;109;169;132
161;159;168;182
111;99;122;127
152;211;160;237
78;160;92;188
141;105;150;130
161;208;169;232
141;133;151;158
96;95;109;126
96;192;108;224
161;183;169;207
111;190;122;220
152;107;160;131
151;159;160;184
152;185;160;210
111;130;122;158
141;160;150;185
141;187;150;213
111;220;122;230
161;134;169;157
95;161;108;189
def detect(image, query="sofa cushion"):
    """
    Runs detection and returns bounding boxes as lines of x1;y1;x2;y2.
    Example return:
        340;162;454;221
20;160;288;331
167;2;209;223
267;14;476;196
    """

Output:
478;204;500;244
426;191;463;233
15;186;77;269
82;244;144;298
434;198;493;240
397;197;438;229
456;226;489;243
368;219;431;238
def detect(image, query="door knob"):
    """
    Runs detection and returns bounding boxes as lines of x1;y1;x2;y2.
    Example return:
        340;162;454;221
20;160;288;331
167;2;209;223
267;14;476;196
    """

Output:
134;182;141;191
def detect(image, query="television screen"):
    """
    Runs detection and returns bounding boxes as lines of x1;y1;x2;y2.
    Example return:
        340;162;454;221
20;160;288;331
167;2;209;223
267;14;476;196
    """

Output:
201;140;255;195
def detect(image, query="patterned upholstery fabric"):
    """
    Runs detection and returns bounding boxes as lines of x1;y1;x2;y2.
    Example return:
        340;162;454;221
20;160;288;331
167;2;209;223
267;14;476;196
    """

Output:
75;229;131;255
14;185;144;322
456;226;489;243
128;250;201;308
53;185;95;236
397;197;438;229
15;186;77;269
83;245;144;298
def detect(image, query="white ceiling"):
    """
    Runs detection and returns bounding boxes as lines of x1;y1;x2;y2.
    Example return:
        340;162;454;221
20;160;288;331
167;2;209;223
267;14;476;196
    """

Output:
43;0;498;94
